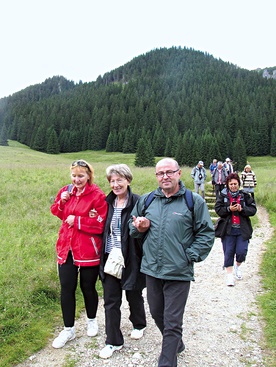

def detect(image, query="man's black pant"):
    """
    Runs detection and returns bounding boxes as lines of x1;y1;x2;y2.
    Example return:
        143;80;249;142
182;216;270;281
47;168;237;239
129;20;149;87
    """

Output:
146;275;190;367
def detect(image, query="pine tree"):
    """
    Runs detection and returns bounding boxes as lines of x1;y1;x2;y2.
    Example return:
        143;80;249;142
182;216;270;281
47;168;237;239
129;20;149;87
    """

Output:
153;124;165;156
270;127;276;157
175;135;185;166
123;127;135;153
32;126;47;152
46;129;60;154
135;137;155;167
0;124;8;146
232;130;247;172
106;131;114;152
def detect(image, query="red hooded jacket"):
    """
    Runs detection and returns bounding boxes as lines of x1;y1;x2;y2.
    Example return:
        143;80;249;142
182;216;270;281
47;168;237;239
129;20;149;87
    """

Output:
51;183;108;266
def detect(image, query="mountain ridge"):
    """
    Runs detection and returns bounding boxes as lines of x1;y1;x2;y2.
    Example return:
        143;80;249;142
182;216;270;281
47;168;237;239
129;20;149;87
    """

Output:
0;46;275;167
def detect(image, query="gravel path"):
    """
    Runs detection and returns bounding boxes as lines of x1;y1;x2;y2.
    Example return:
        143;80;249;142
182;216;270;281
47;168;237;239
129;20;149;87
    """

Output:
17;205;273;367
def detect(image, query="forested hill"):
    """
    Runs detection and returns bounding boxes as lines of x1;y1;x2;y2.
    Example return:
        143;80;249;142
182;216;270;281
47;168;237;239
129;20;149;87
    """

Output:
0;47;275;169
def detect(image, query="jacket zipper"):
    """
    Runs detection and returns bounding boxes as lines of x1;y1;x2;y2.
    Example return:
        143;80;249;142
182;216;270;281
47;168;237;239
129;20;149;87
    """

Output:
91;237;99;256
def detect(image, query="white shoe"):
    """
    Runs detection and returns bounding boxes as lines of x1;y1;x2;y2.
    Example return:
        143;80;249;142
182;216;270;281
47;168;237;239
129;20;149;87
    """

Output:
130;327;146;340
99;344;123;359
87;318;98;337
234;264;243;280
52;327;75;348
226;273;235;287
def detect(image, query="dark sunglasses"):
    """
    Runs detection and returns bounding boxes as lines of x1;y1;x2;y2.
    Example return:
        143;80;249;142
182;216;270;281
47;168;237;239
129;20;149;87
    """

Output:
71;160;91;172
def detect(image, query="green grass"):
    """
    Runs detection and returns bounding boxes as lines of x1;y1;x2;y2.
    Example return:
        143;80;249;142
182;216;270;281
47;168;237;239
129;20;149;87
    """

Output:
0;142;275;366
248;157;276;366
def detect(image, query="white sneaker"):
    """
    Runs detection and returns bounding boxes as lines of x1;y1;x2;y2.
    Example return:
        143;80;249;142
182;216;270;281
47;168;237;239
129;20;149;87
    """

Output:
234;264;243;280
87;318;98;337
99;344;123;359
52;327;75;348
130;327;146;340
226;273;235;287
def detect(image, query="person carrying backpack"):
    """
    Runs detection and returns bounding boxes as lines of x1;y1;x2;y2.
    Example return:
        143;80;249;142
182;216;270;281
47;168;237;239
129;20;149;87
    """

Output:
212;161;228;200
129;158;214;367
191;161;207;199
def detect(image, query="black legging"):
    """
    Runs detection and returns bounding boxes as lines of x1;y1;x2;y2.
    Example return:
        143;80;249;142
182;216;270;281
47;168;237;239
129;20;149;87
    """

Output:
58;251;99;327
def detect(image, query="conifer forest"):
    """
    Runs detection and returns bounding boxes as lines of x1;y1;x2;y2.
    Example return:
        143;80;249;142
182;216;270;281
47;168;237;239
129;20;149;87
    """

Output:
0;47;275;170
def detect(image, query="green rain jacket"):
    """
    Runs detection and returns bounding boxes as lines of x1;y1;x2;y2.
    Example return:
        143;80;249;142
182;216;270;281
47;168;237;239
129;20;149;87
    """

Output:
129;181;215;281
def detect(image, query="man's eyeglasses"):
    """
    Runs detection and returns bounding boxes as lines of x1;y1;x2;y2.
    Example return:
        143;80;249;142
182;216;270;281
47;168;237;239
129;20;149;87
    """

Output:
71;160;91;172
155;169;179;178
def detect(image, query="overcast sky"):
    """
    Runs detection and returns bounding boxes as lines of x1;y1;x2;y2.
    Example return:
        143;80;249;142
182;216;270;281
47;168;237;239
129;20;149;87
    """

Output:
1;0;275;99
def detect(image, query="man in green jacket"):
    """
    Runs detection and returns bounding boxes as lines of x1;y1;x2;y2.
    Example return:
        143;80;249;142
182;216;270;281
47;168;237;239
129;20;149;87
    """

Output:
129;158;214;367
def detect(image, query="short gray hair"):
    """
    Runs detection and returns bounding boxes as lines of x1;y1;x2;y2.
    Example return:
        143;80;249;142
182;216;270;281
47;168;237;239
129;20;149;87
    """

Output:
156;158;179;170
106;164;133;182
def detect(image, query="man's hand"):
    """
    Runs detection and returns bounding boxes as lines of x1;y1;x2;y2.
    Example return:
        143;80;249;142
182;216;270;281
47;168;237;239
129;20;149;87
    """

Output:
132;216;151;233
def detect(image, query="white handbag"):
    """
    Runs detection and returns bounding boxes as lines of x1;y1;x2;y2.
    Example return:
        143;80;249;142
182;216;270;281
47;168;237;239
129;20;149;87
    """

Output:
104;247;125;279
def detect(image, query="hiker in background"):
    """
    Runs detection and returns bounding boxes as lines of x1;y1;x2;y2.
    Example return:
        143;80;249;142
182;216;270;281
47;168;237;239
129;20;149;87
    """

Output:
209;158;217;177
212;161;228;200
241;164;257;199
129;158;214;367
209;159;218;192
99;164;146;359
50;160;108;348
224;158;234;174
215;173;257;287
191;160;207;199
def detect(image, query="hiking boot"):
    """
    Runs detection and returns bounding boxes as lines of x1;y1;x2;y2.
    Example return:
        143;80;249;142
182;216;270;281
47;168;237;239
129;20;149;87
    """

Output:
52;327;75;348
130;327;146;340
99;344;123;359
87;318;98;337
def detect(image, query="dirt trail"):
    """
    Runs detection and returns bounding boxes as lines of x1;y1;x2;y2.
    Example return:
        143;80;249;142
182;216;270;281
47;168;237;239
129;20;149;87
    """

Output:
16;205;273;367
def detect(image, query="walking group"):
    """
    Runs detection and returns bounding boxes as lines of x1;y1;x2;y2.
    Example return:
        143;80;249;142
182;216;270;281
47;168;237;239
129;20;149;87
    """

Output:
50;156;257;367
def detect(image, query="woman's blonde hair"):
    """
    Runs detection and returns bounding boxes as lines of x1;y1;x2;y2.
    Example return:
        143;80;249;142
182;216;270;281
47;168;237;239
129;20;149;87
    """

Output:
70;159;94;185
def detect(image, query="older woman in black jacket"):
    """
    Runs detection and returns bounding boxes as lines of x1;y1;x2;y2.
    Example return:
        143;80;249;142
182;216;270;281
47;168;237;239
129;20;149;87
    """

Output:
99;164;146;359
215;173;257;287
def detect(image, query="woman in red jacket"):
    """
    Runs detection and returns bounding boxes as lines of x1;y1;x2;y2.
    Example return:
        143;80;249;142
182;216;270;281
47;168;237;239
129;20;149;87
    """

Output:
51;160;108;348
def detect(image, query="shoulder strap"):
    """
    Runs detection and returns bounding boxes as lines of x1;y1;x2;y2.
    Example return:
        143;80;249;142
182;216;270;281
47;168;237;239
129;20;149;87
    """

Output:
184;189;195;231
184;189;194;212
141;191;155;216
141;189;194;216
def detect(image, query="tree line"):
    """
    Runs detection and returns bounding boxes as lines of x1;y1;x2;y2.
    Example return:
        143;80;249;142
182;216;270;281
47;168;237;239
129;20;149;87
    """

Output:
0;47;275;171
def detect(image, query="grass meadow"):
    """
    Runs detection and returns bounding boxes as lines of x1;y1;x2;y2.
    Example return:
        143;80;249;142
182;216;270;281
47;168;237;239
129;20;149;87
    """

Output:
0;142;275;367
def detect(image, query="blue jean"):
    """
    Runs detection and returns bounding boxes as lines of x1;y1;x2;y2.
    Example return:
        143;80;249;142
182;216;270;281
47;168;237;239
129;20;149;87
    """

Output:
146;275;190;367
222;227;249;267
